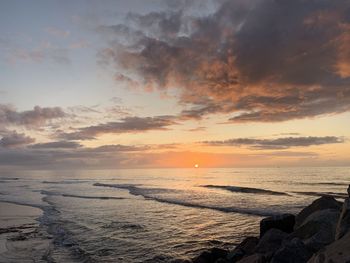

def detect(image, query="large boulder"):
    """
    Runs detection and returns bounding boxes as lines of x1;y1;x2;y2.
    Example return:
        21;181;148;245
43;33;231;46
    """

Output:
307;231;350;263
255;229;288;257
227;237;259;262
192;248;228;263
260;214;295;238
335;197;350;240
271;238;313;263
237;254;266;263
291;209;340;252
295;196;341;229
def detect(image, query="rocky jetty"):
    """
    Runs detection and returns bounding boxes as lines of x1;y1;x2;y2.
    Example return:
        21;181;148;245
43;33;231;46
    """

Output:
189;185;350;263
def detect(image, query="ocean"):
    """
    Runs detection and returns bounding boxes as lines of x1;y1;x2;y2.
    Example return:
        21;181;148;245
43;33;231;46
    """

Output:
0;167;349;262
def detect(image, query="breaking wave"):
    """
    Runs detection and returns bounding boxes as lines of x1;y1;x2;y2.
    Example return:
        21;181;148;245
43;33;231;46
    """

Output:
201;185;289;196
93;183;277;217
42;180;90;185
40;190;126;200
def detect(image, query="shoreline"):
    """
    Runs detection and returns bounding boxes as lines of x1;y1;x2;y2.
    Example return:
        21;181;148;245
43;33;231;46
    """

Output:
0;201;50;263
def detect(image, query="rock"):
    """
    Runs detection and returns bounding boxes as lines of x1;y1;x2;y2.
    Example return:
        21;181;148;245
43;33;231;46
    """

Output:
260;214;295;238
307;231;350;263
171;260;191;263
255;229;288;257
291;209;340;252
226;249;245;262
192;248;228;263
211;248;228;261
227;237;259;262
193;251;212;263
335;197;350;240
348;184;350;197
295;196;341;229
271;238;313;263
237;254;266;263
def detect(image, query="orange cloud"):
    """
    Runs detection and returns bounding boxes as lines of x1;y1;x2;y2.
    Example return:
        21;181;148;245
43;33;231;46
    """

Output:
99;0;350;123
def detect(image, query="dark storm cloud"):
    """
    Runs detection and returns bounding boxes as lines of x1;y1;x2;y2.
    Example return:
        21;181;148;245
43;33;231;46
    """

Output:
58;116;177;140
203;136;344;150
0;131;35;148
0;104;66;128
99;0;350;122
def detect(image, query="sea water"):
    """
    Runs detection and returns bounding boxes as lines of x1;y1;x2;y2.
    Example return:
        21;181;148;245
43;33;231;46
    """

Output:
0;167;349;262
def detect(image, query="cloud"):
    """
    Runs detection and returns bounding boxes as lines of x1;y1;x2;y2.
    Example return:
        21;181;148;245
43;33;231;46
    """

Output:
85;144;149;152
0;142;170;169
0;131;35;148
30;141;82;149
187;126;206;132
203;136;344;150
58;116;177;140
0;104;66;128
99;0;350;122
0;139;346;169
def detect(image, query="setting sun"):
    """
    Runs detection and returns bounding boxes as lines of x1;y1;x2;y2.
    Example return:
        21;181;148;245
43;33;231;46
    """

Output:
194;164;199;168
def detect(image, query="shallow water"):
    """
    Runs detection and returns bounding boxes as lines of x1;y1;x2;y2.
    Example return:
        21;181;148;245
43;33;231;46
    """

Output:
0;167;349;262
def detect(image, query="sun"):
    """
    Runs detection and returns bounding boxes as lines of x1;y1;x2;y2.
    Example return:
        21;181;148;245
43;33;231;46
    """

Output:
194;164;199;168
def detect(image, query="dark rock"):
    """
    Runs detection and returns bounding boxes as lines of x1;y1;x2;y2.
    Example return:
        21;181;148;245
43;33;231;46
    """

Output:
171;259;191;263
255;229;288;256
226;248;245;262
295;196;341;229
335;197;350;240
347;184;350;197
237;254;266;263
271;238;313;263
193;251;212;263
291;209;340;252
211;248;228;260
307;231;350;263
260;214;295;238
192;248;228;263
227;237;259;262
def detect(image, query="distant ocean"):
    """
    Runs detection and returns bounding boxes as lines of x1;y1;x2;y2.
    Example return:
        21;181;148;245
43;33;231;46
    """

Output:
0;167;349;262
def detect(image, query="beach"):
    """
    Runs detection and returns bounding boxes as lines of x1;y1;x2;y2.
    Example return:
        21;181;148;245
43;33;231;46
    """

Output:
0;202;50;263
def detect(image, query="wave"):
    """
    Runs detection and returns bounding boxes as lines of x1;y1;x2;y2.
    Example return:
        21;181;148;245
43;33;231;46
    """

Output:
0;177;19;180
0;177;20;183
93;183;277;217
40;190;126;200
42;180;90;185
292;191;347;199
61;194;125;200
102;220;145;231
40;199;94;263
202;185;289;196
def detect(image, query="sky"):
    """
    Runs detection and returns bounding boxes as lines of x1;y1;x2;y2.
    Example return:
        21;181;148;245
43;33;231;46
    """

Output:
0;0;350;169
